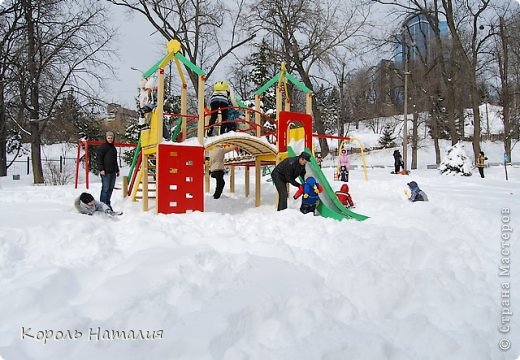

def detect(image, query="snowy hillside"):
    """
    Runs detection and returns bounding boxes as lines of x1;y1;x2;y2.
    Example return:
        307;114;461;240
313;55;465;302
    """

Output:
1;142;519;359
314;103;511;162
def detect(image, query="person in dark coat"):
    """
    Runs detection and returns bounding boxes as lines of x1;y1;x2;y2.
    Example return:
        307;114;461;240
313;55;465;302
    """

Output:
207;81;231;136
393;150;403;173
96;131;119;210
339;165;349;182
271;151;309;211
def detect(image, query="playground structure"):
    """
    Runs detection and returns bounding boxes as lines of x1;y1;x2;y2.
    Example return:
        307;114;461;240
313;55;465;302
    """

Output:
116;39;368;220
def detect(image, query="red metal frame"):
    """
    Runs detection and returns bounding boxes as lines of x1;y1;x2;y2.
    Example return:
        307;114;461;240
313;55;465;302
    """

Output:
74;140;136;189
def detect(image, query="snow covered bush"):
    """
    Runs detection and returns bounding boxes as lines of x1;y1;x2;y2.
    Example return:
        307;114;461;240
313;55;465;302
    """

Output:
438;142;473;176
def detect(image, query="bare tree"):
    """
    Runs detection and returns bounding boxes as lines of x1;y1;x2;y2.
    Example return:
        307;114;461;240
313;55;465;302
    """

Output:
490;1;520;162
329;61;354;148
375;0;495;162
0;1;24;176
247;0;371;157
16;0;115;183
106;0;256;92
443;0;495;160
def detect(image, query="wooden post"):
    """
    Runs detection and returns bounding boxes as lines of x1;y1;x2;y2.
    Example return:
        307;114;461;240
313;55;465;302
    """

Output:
255;157;261;207
244;165;250;197
205;153;210;193
230;166;235;193
306;93;313;115
156;69;165;142
181;82;187;141
276;86;282;124
255;94;262;137
122;176;128;198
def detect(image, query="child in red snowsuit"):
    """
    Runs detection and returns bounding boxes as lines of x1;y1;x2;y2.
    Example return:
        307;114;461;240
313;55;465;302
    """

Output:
335;183;354;208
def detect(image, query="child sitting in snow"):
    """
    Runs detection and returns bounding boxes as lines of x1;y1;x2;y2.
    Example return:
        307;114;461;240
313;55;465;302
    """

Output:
74;192;120;216
407;181;428;202
335;183;355;208
293;176;323;214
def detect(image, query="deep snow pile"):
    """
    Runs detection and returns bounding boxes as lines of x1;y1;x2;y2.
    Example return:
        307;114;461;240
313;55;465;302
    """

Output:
1;153;519;359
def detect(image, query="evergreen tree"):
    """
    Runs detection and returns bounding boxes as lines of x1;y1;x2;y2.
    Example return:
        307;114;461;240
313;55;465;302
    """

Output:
47;92;102;143
6;129;29;162
379;124;396;148
248;39;277;113
316;85;339;134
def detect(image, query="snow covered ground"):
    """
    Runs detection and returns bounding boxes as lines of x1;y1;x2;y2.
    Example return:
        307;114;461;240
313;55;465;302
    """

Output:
1;141;519;360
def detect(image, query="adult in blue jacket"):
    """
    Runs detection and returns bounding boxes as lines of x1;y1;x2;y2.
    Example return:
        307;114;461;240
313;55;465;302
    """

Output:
96;131;119;210
271;152;309;211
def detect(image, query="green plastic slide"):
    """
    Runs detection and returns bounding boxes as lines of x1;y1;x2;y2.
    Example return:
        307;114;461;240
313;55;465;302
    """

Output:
288;146;369;221
170;117;183;142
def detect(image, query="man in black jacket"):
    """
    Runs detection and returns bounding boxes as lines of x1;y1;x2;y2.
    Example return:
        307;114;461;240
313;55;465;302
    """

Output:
271;151;309;211
96;131;120;210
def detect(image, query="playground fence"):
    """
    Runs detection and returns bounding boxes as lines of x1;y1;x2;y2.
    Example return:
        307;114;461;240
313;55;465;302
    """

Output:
6;152;128;177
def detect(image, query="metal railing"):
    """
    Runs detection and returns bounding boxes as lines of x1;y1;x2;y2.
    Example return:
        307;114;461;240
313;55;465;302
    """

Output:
7;153;128;176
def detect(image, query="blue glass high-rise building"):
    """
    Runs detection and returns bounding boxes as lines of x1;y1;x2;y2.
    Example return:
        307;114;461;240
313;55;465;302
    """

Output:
394;13;448;65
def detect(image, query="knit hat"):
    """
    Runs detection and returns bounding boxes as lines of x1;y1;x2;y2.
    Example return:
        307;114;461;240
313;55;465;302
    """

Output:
214;81;229;92
80;192;95;204
299;152;311;161
305;176;316;186
106;131;114;138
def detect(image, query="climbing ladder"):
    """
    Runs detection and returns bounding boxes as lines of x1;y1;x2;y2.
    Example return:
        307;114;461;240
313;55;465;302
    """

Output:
130;154;157;202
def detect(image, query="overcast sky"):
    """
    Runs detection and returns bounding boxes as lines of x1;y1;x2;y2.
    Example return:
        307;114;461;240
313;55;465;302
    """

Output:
103;5;165;109
102;3;233;110
101;0;520;110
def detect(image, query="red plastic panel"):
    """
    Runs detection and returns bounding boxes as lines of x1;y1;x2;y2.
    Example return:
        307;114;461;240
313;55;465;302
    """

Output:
277;111;313;153
157;144;204;214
